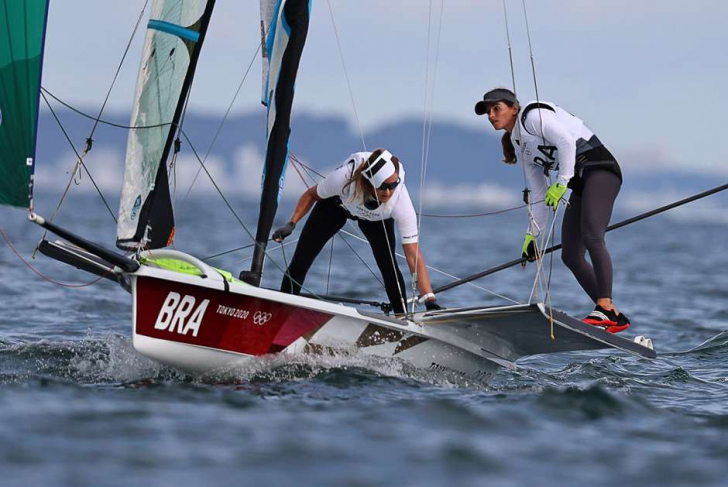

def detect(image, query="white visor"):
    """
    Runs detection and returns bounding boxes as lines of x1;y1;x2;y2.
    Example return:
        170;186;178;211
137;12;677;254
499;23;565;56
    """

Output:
363;150;397;188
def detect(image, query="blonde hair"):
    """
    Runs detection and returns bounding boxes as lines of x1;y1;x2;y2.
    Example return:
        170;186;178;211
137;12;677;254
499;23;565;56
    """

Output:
343;148;401;201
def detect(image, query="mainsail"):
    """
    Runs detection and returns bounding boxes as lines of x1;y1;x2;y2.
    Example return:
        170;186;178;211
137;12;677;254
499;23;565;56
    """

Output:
244;0;311;285
116;0;216;250
0;0;50;209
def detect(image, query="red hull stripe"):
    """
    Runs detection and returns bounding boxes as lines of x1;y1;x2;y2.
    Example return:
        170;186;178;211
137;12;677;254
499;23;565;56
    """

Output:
135;276;334;356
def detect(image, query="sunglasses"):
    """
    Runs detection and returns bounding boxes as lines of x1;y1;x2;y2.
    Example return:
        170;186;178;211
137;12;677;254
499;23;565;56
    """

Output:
377;178;400;191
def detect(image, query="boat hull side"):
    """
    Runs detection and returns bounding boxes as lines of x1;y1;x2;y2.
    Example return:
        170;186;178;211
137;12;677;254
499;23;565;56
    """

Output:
133;275;334;355
131;273;501;382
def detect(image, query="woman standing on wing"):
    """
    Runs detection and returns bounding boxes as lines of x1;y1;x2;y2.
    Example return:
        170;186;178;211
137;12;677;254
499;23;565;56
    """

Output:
272;148;441;315
475;88;629;332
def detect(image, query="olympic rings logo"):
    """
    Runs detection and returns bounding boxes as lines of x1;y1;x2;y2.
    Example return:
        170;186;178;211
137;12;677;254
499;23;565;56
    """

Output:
252;311;272;326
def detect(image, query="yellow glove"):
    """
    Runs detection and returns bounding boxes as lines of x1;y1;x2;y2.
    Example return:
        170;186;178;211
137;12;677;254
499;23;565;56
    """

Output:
544;183;567;209
522;233;536;261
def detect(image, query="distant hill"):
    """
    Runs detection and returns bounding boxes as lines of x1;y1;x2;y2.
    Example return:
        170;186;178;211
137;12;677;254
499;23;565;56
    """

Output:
33;108;727;220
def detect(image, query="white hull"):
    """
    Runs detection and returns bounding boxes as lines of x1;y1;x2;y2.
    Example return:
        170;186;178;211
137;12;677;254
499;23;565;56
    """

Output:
129;250;655;384
36;243;654;384
130;251;503;382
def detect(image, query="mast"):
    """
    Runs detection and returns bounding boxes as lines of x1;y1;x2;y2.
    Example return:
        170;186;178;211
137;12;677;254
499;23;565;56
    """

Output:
0;0;50;210
116;0;216;250
241;0;311;286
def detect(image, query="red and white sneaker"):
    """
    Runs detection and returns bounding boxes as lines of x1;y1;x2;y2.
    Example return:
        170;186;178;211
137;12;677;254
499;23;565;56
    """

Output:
583;305;630;333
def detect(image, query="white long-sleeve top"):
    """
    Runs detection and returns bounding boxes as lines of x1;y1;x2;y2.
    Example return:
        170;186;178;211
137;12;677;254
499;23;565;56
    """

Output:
316;151;419;244
510;101;598;236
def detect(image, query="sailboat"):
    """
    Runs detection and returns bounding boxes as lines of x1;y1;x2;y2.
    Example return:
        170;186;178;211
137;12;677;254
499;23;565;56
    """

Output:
1;0;655;384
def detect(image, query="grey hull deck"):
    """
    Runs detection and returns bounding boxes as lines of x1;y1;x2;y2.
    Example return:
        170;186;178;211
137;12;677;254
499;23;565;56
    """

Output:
410;303;656;364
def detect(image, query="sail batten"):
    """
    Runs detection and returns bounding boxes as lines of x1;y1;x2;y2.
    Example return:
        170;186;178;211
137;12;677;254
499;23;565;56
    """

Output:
0;0;49;209
147;20;201;42
116;0;216;250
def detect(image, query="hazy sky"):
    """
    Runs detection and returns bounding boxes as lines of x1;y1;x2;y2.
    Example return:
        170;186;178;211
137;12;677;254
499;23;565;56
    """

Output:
41;1;728;175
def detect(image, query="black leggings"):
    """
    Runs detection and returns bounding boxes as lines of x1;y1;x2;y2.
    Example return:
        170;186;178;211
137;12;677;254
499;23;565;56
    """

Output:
561;169;621;302
281;197;408;313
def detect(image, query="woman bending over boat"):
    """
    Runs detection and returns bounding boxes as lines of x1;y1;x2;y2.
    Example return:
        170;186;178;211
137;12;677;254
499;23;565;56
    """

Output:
272;148;441;315
474;88;629;332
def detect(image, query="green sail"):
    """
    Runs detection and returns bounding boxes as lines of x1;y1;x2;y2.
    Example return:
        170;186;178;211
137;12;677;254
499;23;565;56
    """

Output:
0;0;49;209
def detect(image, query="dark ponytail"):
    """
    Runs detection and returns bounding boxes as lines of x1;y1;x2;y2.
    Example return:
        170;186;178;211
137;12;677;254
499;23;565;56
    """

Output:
490;87;519;165
501;133;517;165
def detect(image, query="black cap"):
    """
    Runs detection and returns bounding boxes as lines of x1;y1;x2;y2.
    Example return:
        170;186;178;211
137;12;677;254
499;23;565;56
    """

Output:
474;88;518;115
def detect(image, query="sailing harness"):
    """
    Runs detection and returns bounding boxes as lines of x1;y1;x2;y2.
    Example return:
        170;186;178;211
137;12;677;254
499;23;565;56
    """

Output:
518;102;623;193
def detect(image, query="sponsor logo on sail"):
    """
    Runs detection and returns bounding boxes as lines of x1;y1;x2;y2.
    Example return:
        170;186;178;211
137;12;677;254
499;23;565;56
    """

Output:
131;195;142;220
154;292;209;337
253;311;272;326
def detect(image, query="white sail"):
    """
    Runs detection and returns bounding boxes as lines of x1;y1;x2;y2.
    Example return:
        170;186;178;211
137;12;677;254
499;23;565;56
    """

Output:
260;0;276;105
116;0;208;249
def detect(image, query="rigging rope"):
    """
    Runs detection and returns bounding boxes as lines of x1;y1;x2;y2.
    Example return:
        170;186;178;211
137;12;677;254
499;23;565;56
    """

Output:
41;88;171;130
181;43;262;204
325;0;367;152
291;150;517;306
37;91;259;256
33;0;149;255
288;156;387;289
36;92;364;305
38;91;327;299
288;154;520;304
336;228;520;305
521;0;546;143
326;235;335;295
174;129;332;300
412;0;445;312
86;0;150;145
325;1;409;315
501;0;535;243
2;228;114;288
419;201;529;218
502;0;558;323
527;202;561;339
39;92;118;224
432;181;728;296
519;0;560;317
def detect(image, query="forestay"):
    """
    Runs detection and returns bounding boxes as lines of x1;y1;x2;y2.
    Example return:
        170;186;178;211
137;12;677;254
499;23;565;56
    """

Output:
116;0;215;250
0;0;50;209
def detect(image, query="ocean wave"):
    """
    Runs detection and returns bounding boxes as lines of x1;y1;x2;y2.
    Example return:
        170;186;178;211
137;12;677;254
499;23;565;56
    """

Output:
0;335;488;389
0;335;176;385
534;384;648;420
195;349;487;390
679;330;728;355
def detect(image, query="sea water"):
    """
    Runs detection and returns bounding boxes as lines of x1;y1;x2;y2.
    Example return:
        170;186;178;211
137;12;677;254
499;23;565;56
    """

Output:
1;193;727;487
